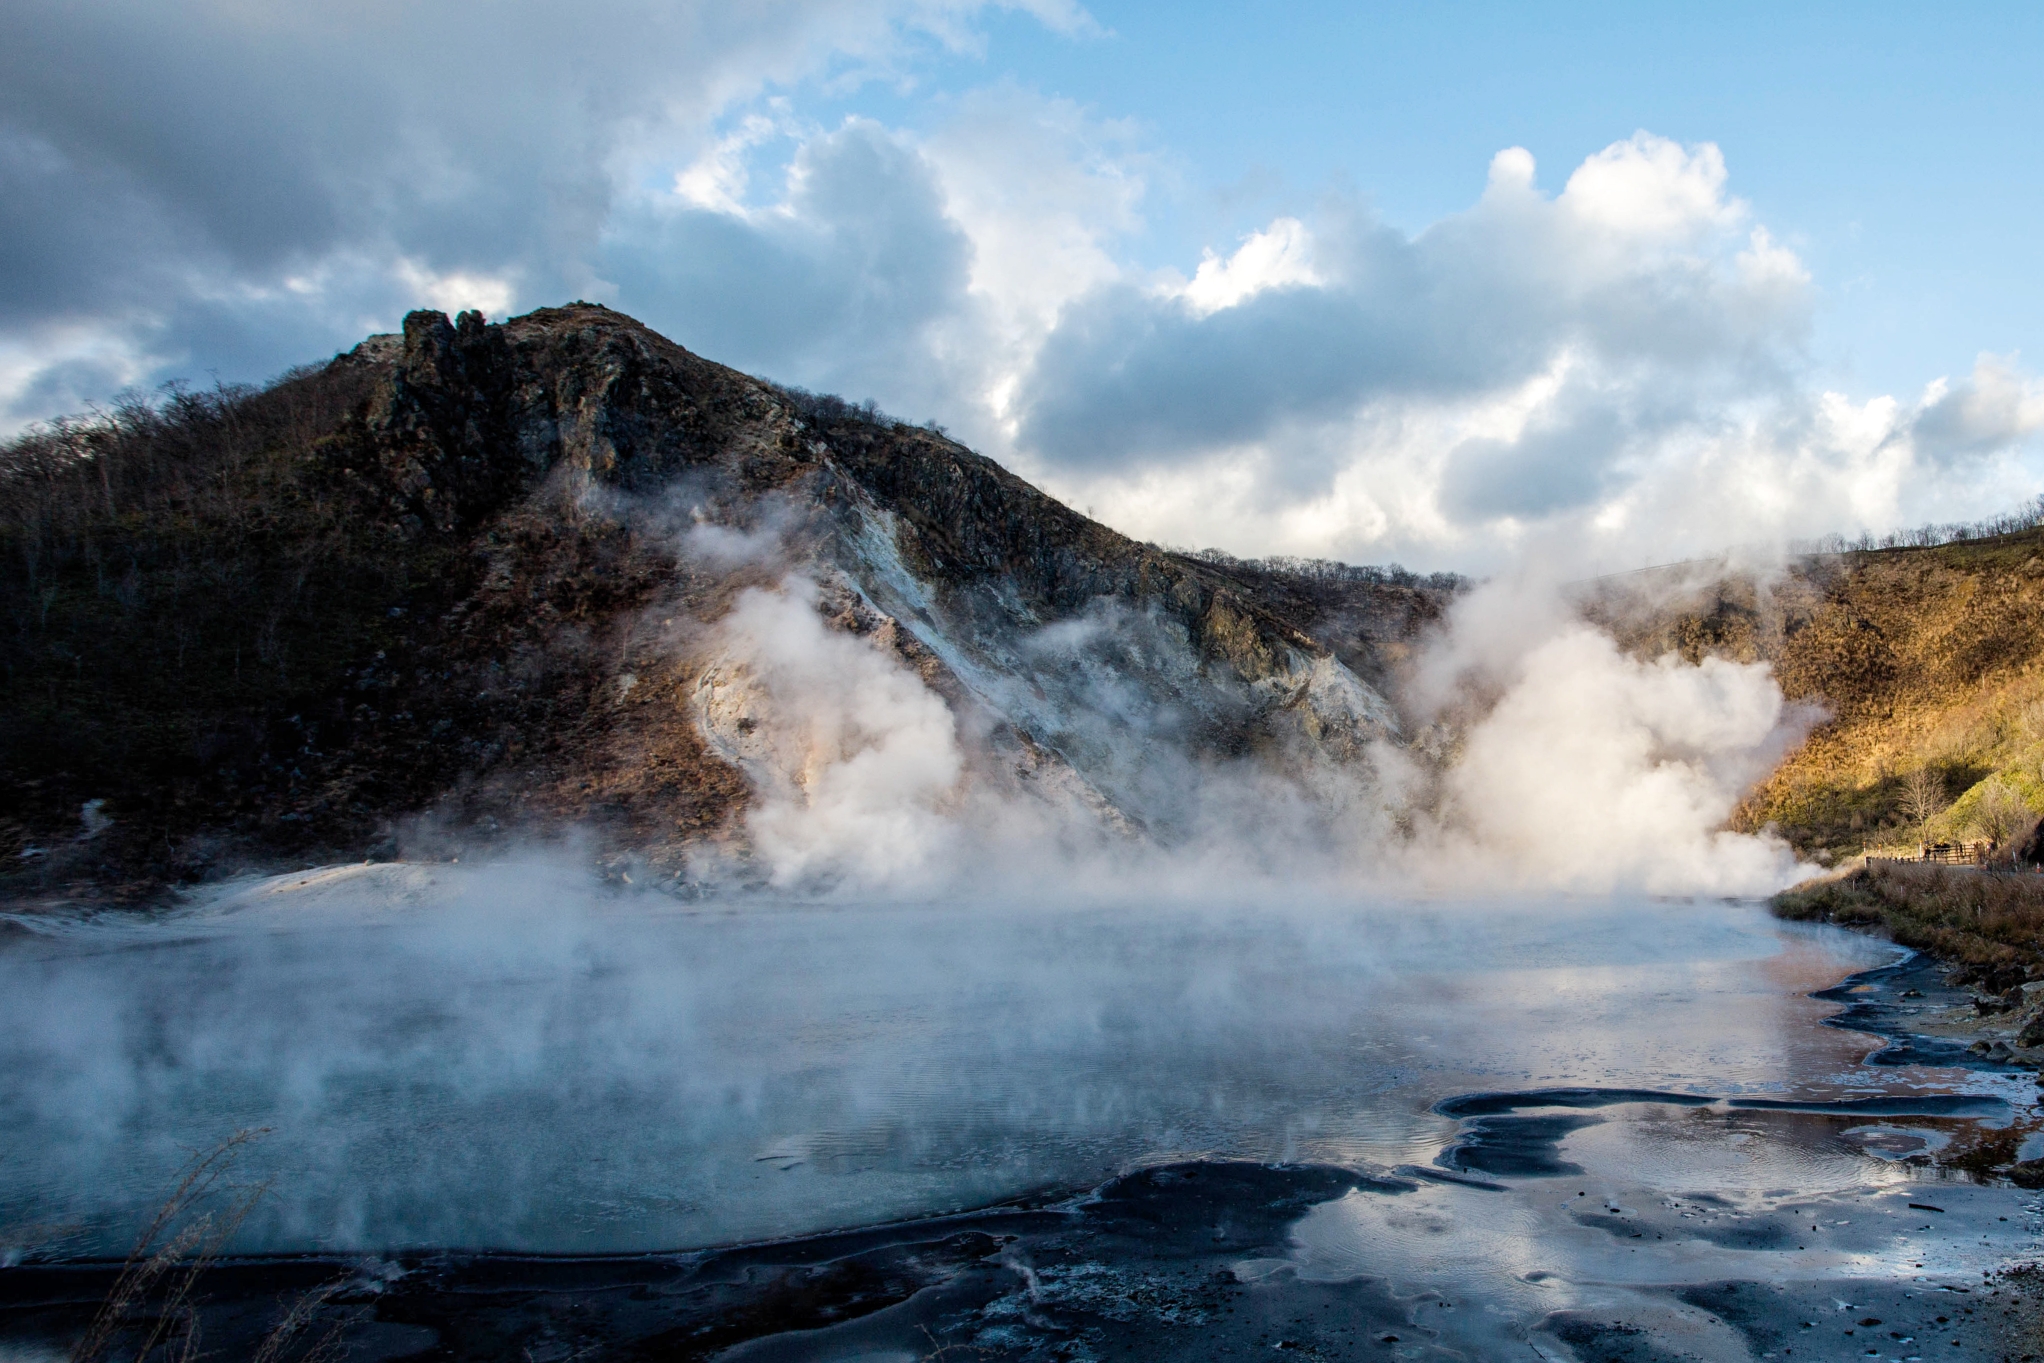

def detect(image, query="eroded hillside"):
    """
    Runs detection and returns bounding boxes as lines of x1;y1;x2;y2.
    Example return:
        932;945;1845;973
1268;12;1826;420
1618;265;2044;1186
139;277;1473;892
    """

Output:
0;305;1454;901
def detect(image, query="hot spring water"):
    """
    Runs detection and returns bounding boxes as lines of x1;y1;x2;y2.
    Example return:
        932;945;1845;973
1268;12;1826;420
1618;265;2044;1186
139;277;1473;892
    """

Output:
2;861;2039;1356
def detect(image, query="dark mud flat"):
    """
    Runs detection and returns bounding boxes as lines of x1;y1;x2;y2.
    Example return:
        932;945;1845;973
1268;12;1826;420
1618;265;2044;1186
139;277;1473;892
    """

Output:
4;1150;2038;1363
3;1164;1432;1362
1813;951;2026;1072
8;1117;2044;1358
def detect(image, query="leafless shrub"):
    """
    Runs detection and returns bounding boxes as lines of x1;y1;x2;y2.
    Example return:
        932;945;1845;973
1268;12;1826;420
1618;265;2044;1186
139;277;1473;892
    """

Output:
1898;766;1946;838
65;1127;356;1363
776;385;897;430
1186;546;1467;593
248;1277;354;1363
1788;493;2044;557
1976;779;2035;846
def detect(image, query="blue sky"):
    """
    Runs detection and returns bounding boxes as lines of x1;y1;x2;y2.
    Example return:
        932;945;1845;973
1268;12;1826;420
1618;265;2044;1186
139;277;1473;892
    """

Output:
2;0;2039;570
869;1;2042;399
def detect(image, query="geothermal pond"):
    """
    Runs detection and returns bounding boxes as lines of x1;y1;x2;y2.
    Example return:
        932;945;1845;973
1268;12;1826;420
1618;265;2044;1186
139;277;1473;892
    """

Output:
4;862;2044;1360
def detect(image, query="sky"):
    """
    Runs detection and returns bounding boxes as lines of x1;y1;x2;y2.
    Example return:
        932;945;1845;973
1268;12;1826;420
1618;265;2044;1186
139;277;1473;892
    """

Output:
3;0;2040;572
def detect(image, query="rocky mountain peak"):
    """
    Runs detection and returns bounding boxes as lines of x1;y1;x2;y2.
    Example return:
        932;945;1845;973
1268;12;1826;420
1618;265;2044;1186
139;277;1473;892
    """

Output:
0;305;1454;899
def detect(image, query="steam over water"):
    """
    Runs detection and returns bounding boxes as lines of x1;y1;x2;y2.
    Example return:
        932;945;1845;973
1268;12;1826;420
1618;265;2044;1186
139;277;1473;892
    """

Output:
0;862;2017;1261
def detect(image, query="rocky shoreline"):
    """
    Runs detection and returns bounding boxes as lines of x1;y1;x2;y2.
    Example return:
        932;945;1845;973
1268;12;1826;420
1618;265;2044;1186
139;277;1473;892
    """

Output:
1902;961;2044;1066
1782;889;2044;1073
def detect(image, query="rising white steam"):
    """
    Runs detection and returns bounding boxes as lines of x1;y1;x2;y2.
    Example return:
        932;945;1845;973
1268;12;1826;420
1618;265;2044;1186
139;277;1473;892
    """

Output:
695;576;964;889
1440;626;1806;893
1406;574;1812;895
678;517;1811;897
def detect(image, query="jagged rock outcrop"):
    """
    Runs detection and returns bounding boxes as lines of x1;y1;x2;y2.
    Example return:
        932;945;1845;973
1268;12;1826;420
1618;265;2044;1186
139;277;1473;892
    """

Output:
0;304;1453;897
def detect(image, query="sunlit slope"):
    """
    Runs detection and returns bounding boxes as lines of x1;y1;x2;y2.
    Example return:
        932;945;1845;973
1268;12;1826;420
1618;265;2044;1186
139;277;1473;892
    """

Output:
1590;531;2044;863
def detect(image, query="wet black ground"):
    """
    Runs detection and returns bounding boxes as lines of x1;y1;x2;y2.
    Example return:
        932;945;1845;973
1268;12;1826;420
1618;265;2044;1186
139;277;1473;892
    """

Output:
6;949;2044;1361
1814;953;2026;1073
2;1165;1429;1361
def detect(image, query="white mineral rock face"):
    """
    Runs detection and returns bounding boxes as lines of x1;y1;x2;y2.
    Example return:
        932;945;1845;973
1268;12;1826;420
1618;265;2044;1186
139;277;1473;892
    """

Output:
1267;649;1402;753
687;488;1402;867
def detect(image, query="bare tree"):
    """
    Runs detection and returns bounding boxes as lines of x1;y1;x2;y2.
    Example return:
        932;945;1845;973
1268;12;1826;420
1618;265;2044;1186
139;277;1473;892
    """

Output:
1898;765;1946;839
1974;779;2035;847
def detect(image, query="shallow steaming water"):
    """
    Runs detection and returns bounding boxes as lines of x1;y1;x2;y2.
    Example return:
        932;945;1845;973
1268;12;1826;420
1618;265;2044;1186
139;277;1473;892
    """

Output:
0;861;2023;1257
7;861;2044;1360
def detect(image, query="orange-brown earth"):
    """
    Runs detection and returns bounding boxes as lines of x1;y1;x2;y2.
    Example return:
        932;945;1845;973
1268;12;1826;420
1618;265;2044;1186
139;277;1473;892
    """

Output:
1590;533;2044;864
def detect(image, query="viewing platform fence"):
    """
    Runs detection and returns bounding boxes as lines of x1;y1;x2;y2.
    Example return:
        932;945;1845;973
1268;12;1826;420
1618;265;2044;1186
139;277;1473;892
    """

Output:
1863;841;1996;867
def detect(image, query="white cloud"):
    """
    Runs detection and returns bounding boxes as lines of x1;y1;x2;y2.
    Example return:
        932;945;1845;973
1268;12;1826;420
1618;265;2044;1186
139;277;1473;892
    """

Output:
392;259;518;319
923;85;1147;339
1178;217;1319;317
1558;131;1740;239
603;116;979;426
0;0;1092;430
1909;352;2044;462
955;133;2044;571
0;316;163;424
4;2;2038;578
672;110;794;215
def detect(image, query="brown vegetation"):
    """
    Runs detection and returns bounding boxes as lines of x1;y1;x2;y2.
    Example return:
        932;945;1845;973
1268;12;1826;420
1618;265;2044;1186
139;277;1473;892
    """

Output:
1773;862;2044;971
0;309;749;899
1590;531;2044;862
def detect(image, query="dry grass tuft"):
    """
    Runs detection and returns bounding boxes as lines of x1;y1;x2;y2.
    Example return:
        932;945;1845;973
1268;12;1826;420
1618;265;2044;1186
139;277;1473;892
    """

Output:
67;1128;353;1363
1773;862;2044;968
68;1129;268;1363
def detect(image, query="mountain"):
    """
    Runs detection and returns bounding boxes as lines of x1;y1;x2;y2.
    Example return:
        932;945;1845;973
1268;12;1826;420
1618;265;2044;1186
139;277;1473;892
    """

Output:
0;305;1455;900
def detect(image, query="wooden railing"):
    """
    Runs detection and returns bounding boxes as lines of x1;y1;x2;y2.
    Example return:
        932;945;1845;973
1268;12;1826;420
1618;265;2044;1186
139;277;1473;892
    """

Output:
1865;841;1995;867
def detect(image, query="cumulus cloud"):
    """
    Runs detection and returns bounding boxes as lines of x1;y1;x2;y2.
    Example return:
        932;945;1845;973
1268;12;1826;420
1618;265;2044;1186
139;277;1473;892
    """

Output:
4;7;2039;572
1016;136;1793;467
1909;353;2044;463
979;136;2041;571
922;84;1150;342
1179;218;1322;317
0;0;1085;425
604;118;978;415
1009;136;1814;531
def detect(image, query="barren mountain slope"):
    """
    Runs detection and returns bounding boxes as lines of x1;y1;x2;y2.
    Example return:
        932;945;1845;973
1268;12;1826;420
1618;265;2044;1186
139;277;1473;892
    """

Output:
0;305;1450;899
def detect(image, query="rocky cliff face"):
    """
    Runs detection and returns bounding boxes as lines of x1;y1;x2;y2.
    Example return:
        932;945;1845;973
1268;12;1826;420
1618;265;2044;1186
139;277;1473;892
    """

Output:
0;305;1452;898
